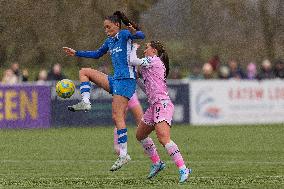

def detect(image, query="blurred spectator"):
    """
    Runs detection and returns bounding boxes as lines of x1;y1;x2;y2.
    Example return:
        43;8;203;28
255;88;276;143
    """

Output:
10;62;29;82
246;62;257;80
188;65;202;80
257;59;275;80
202;63;215;79
22;68;29;81
36;69;48;84
1;69;18;84
208;55;220;71
228;59;245;79
47;63;66;81
168;67;182;79
273;59;284;79
11;62;20;78
218;65;230;79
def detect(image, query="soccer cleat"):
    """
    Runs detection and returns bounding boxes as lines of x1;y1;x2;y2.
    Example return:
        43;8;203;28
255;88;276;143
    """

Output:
147;161;166;179
179;168;191;183
68;101;91;112
110;154;131;171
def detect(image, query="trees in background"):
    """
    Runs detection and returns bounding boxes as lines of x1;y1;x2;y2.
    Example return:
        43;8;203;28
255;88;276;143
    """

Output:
0;0;156;78
141;0;283;75
0;0;283;78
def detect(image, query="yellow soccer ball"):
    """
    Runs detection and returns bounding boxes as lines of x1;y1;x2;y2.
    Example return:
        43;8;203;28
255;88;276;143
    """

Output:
56;79;75;99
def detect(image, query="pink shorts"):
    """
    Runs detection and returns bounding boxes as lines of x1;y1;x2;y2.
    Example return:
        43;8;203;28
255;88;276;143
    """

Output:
142;99;174;126
127;92;140;109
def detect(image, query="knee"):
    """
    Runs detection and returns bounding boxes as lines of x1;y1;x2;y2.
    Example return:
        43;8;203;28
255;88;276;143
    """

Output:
79;68;91;75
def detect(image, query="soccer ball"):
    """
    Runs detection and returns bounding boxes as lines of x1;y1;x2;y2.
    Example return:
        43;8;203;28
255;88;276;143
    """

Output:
56;79;75;99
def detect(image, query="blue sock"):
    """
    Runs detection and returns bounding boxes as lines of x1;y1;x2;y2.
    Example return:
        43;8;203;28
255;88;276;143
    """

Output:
80;81;91;103
117;128;128;157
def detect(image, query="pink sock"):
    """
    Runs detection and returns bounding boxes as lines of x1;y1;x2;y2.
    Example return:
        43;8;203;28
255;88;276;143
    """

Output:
165;140;186;169
113;127;120;155
140;137;160;164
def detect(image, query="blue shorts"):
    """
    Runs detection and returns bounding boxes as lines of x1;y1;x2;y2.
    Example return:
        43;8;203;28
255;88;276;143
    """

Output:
108;76;136;99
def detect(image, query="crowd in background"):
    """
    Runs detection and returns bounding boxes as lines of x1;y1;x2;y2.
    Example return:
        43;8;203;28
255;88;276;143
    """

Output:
1;63;66;85
1;57;284;85
186;58;284;80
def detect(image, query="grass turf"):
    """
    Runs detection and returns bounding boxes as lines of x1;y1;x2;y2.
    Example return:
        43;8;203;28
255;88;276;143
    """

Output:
0;124;283;188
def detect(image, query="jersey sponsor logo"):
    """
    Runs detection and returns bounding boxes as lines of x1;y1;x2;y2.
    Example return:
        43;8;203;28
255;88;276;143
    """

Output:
110;47;123;55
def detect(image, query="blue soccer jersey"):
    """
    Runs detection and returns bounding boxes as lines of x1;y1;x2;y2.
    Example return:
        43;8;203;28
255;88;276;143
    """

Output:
75;30;145;79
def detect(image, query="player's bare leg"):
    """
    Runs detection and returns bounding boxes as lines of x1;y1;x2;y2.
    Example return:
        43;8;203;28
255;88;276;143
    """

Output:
110;95;131;171
68;68;109;112
113;98;143;155
155;121;191;183
136;121;165;179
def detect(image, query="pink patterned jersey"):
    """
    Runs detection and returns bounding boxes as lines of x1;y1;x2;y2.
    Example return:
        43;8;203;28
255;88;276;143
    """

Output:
130;46;170;105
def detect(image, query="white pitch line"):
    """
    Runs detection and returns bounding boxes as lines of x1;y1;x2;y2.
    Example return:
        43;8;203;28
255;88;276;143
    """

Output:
188;175;284;179
0;175;281;180
0;160;284;164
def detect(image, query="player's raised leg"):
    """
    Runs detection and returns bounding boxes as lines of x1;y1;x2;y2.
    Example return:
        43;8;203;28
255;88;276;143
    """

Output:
68;68;109;112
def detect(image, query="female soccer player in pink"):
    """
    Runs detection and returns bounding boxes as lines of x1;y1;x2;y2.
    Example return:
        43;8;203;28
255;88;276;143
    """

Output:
129;41;191;183
63;11;145;171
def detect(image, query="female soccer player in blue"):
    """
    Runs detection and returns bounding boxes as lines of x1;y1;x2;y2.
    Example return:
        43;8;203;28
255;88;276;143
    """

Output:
63;11;145;171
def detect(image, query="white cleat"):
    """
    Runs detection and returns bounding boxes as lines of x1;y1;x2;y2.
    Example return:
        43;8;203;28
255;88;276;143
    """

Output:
179;168;192;183
110;154;131;171
68;101;91;112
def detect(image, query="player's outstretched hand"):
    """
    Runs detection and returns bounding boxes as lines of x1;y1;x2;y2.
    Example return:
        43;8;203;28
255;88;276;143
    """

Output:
63;47;76;56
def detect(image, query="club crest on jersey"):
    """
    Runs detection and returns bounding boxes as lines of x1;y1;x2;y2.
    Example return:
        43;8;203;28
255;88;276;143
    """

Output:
141;57;151;66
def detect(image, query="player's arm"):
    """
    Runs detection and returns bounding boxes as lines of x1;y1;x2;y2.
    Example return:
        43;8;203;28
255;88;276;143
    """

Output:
131;30;145;40
75;41;109;59
129;44;150;66
63;40;109;59
127;25;145;39
121;29;145;40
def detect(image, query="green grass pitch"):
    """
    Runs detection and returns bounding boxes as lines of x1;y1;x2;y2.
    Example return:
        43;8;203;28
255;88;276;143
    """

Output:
0;124;283;188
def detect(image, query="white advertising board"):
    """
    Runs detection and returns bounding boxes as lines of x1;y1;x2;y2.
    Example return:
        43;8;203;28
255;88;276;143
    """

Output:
190;80;284;125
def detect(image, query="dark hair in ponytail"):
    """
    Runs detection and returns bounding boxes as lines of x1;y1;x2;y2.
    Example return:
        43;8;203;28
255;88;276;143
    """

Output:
105;11;140;30
150;41;170;78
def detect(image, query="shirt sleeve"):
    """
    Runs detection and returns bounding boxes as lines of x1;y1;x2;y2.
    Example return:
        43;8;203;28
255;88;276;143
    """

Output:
120;30;145;40
75;40;109;59
129;31;145;40
129;45;151;67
